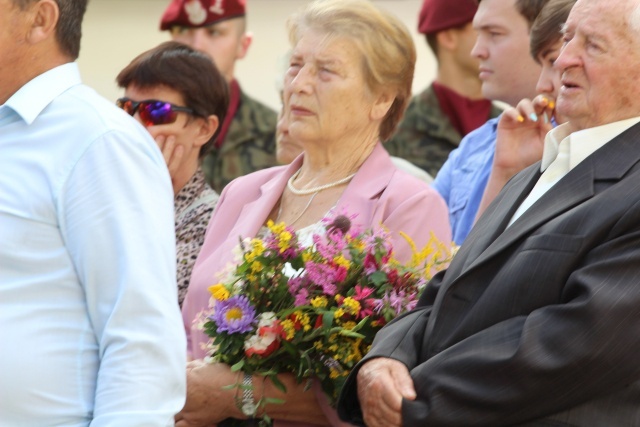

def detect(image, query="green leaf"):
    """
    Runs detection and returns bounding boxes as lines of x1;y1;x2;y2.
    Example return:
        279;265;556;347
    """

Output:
230;359;245;372
270;375;287;393
368;271;388;286
339;329;366;339
322;311;335;330
263;397;286;405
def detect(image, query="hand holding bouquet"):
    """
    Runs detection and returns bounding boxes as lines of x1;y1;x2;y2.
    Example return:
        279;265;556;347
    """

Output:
198;211;451;423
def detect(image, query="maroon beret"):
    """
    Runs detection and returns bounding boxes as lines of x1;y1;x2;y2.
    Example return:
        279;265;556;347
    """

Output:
160;0;246;31
418;0;478;35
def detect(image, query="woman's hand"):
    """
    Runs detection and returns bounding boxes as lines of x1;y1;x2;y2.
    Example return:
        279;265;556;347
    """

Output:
175;360;244;427
155;134;185;181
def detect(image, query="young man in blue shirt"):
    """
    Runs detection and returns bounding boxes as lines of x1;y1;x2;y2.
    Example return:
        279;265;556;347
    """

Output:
432;0;547;244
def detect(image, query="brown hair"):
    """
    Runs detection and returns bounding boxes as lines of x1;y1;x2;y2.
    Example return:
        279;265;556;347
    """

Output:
529;0;575;61
116;41;230;159
13;0;87;59
515;0;551;27
287;0;416;141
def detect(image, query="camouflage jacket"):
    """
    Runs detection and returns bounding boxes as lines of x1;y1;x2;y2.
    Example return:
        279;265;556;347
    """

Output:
201;88;278;193
385;84;503;177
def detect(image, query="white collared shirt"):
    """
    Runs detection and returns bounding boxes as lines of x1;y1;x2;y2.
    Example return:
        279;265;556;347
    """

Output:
0;63;186;426
509;117;640;226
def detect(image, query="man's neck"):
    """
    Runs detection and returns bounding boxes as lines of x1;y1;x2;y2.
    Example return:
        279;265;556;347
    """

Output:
435;63;484;100
1;49;71;104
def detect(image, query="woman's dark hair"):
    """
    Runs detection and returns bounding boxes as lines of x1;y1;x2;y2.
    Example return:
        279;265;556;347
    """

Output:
529;0;576;61
116;41;229;159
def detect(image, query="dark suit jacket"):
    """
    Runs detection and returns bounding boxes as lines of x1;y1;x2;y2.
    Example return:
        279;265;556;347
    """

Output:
337;122;640;426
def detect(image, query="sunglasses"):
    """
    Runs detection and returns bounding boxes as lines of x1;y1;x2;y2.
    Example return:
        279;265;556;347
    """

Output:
116;98;195;127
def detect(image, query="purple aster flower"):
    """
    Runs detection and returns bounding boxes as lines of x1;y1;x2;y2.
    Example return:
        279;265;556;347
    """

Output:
210;295;256;334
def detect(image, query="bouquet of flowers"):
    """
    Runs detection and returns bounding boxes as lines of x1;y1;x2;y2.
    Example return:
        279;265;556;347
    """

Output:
200;211;451;423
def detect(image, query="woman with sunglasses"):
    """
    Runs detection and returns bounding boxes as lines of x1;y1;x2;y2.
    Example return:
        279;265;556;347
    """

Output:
177;1;451;426
116;41;229;307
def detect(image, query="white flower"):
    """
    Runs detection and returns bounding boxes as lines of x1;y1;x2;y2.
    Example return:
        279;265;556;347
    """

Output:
244;312;280;356
257;312;277;327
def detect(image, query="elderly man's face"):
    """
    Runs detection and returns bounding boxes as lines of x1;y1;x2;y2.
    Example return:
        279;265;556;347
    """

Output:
555;0;640;131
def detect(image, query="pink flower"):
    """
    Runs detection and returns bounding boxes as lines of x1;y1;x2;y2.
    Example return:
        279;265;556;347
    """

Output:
305;261;341;296
353;285;375;301
294;288;309;307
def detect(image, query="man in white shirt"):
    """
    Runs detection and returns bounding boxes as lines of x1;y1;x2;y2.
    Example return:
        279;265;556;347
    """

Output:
0;1;186;426
337;0;640;425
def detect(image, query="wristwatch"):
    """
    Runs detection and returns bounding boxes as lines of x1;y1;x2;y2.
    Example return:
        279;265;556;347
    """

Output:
240;373;258;417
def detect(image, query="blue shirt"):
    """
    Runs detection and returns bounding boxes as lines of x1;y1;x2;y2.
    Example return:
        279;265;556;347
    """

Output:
0;63;186;426
433;117;499;245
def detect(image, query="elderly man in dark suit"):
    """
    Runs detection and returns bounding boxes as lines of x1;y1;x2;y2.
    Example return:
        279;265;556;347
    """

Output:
337;0;640;425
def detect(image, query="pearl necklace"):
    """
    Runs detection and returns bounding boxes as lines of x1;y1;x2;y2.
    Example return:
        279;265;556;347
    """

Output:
287;169;357;196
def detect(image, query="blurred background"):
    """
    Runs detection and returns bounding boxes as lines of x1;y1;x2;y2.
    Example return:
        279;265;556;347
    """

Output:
78;0;437;110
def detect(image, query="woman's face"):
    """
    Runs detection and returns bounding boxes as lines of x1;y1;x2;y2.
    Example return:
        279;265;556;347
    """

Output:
283;29;387;145
123;84;211;171
535;39;565;123
276;106;303;164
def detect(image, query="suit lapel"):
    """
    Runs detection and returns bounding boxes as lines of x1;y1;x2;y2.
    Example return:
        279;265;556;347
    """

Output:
227;157;303;240
456;164;542;273
335;143;393;227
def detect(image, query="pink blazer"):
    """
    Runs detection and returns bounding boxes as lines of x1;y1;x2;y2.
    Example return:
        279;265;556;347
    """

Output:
183;142;451;359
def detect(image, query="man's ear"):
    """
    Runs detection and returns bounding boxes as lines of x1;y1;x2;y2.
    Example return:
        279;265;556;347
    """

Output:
28;0;59;45
435;28;458;53
193;115;220;148
236;32;253;60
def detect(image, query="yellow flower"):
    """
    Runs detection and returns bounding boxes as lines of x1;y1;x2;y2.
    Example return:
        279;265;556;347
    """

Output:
207;284;230;301
245;239;266;264
342;321;357;330
278;230;293;252
333;255;351;269
311;296;328;308
250;261;263;273
302;252;313;263
266;219;286;235
292;311;311;330
334;308;345;320
280;319;295;341
251;239;265;255
341;297;361;316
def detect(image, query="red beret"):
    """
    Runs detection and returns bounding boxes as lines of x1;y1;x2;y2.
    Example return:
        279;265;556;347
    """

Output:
160;0;246;31
418;0;478;35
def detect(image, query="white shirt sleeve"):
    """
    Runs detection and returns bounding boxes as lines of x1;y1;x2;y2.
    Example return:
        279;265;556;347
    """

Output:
59;128;186;426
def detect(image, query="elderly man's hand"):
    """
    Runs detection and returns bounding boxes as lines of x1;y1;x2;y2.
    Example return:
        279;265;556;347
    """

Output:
357;358;416;427
175;360;243;427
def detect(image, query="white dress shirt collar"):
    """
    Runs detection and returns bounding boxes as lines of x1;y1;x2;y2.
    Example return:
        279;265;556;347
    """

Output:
541;117;640;172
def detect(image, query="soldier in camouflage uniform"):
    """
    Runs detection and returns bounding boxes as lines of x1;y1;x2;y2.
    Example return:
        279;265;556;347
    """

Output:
385;0;501;178
161;0;277;193
201;85;276;192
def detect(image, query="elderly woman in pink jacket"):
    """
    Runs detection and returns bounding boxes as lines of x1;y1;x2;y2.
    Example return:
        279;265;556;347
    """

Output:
177;1;451;426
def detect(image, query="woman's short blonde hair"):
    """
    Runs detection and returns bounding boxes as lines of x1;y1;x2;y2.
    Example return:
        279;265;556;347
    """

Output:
287;0;416;141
